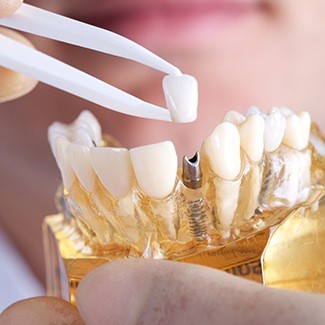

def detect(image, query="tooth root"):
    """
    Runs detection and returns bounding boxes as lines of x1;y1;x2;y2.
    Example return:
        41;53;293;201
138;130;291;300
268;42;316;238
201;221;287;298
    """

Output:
283;111;311;150
239;114;265;161
115;195;139;243
67;144;96;192
163;74;198;123
74;110;102;145
95;190;139;244
264;112;286;152
202;122;241;180
244;164;262;220
151;201;177;240
130;141;178;199
90;147;134;198
214;178;241;233
223;110;245;125
55;138;75;190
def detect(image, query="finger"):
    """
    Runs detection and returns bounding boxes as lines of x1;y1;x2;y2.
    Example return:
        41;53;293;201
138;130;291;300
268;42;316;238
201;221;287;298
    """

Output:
0;297;84;325
0;0;23;17
77;259;325;325
0;27;38;103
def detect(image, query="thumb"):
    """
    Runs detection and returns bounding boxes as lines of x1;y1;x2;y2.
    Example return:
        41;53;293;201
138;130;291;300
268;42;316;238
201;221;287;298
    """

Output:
76;259;325;325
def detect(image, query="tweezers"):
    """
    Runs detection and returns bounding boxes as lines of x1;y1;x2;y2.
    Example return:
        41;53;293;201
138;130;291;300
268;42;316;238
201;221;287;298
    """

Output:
0;3;184;121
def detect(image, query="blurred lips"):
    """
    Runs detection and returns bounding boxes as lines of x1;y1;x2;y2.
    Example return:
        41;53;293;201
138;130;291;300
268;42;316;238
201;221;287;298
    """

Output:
73;0;263;48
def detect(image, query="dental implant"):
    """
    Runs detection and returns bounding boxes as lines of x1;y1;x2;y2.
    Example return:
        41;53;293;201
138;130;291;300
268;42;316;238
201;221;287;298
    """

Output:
182;152;208;242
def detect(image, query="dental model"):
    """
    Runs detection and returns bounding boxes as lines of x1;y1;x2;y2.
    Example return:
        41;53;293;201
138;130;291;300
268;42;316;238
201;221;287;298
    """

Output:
48;106;320;256
45;108;325;303
0;3;198;123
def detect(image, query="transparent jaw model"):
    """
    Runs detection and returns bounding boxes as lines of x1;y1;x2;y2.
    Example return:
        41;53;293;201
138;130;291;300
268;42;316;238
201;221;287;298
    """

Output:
43;113;325;304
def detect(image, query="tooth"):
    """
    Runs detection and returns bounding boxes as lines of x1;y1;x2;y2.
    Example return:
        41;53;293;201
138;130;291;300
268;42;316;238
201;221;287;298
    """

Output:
245;105;264;117
223;110;246;125
55;137;75;190
90;147;134;197
73;110;102;145
202;122;241;234
264;111;286;152
214;178;241;233
300;111;312;146
71;126;95;147
130;141;178;199
202;122;241;180
238;114;265;161
48;122;71;160
283;111;311;150
269;106;293;118
163;74;198;123
67;144;96;192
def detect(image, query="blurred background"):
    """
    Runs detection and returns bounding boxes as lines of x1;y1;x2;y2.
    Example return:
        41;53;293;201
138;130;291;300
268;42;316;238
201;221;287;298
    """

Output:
0;0;324;303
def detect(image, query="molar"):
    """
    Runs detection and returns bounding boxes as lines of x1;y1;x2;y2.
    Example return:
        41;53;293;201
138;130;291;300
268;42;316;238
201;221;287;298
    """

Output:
90;147;134;198
130;141;178;199
283;111;311;150
163;74;198;123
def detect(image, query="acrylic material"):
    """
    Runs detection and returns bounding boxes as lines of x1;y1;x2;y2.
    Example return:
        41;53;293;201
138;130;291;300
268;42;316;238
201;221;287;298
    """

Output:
43;123;325;303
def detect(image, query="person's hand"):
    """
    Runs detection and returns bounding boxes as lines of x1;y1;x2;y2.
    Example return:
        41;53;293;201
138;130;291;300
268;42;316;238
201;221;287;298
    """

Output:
0;0;38;103
1;260;325;325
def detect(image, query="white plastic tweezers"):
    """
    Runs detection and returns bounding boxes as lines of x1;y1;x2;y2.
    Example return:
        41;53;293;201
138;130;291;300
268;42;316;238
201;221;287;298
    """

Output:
0;3;185;121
